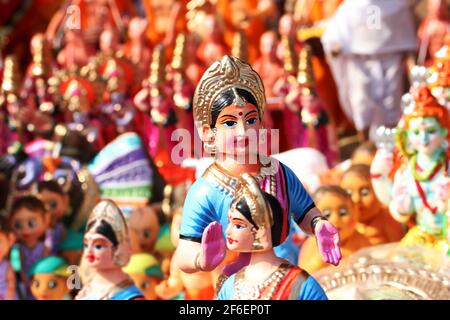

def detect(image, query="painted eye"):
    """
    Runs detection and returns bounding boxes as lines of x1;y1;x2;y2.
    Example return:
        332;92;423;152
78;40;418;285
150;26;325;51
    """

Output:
28;219;37;229
245;118;257;125
143;230;151;239
427;128;437;134
13;221;23;231
222;120;237;128
48;280;57;289
94;244;104;251
141;282;149;290
47;200;58;210
233;224;246;231
322;210;332;219
83;242;88;250
360;188;370;197
345;189;352;196
32;280;40;288
338;208;349;217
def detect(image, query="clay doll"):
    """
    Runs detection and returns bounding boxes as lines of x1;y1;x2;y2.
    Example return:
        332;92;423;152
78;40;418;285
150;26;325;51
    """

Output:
216;174;328;300
284;43;339;166
0;215;17;300
9;196;50;299
340;164;404;245
128;206;160;254
20;33;55;113
29;255;70;300
196;14;229;67
298;186;370;274
76;200;144;300
37;180;69;255
176;56;341;278
123;253;164;300
123;17;152;79
58;229;84;265
252;30;284;129
372;86;449;251
417;0;450;65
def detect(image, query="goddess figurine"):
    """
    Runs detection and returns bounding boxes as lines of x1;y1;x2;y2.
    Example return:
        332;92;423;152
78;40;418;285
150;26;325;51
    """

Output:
216;174;327;300
20;33;55;114
177;55;341;276
371;85;449;252
76;200;144;300
284;43;339;166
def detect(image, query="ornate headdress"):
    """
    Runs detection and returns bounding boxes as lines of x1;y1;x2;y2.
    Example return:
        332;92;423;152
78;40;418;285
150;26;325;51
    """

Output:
232;173;273;250
396;85;449;157
403;85;448;129
193;55;266;127
87;200;129;246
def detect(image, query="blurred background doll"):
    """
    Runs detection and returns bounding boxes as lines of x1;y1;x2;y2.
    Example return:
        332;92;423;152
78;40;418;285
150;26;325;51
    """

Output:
37;180;69;255
128;206;160;255
216;174;328;300
123;253;164;300
8;196;50;300
76;200;144;300
29;255;70;300
0;215;17;300
58;229;84;266
340;164;405;245
155;208;215;300
299;186;370;274
373;86;449;251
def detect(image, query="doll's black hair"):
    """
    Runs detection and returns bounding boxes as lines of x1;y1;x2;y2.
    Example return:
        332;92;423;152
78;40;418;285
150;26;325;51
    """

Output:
86;219;119;247
234;192;286;247
10;195;46;220
210;88;259;128
37;180;65;196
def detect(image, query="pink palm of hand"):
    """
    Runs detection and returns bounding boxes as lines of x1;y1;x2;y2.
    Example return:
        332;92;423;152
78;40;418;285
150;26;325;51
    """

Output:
315;220;341;266
199;221;227;271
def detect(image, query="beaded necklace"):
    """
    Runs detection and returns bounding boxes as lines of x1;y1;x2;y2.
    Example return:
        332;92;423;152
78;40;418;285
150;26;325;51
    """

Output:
233;263;291;300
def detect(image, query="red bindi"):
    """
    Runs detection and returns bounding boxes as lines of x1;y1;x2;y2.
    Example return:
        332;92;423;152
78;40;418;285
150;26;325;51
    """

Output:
238;112;243;116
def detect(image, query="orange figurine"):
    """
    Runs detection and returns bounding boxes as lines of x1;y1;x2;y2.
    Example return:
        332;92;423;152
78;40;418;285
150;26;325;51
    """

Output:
340;164;405;245
298;185;370;274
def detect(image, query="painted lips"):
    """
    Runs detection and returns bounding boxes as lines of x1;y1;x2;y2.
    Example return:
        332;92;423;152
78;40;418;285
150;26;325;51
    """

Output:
227;237;238;245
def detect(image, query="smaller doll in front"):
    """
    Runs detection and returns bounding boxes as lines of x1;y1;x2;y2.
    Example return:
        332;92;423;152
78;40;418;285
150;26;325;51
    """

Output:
216;174;328;300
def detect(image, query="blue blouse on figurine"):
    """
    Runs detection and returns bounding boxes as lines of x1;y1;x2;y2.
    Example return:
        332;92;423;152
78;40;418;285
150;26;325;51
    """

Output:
180;160;315;264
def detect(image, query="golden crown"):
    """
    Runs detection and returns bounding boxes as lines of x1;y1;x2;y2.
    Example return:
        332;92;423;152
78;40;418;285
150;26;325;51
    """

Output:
193;55;266;127
234;173;273;230
87;200;129;244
